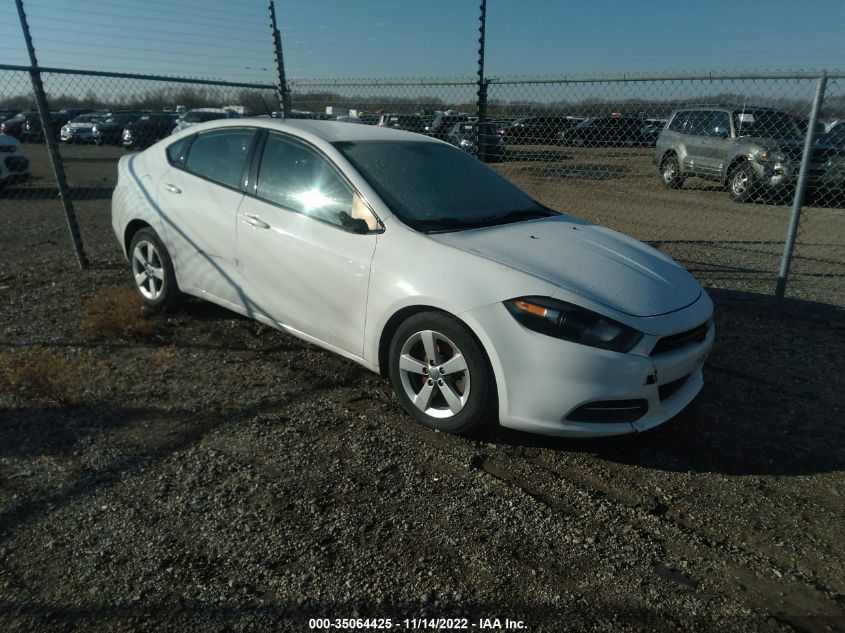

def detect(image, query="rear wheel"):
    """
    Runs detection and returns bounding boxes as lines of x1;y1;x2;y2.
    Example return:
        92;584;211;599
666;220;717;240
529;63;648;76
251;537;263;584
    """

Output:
728;162;757;203
388;312;494;435
660;155;684;189
128;227;182;312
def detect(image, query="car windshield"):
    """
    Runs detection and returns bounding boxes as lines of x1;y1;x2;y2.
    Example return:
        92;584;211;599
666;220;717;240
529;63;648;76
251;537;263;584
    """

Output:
184;111;226;123
335;140;554;231
734;111;802;139
71;114;99;123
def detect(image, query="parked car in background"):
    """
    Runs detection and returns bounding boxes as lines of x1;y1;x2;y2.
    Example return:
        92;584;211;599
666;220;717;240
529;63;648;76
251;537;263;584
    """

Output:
377;113;425;133
559;116;646;147
497;116;574;145
425;112;468;140
0;134;31;188
112;118;714;438
820;125;845;148
640;118;668;147
123;113;177;149
0;108;21;124
0;110;37;139
60;113;107;144
171;108;239;134
447;121;506;162
357;112;379;125
654;106;845;202
21;111;74;143
92;112;142;146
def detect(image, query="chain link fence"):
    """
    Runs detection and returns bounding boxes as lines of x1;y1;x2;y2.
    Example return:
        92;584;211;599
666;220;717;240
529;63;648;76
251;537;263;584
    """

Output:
287;74;845;307
2;70;843;307
0;67;277;271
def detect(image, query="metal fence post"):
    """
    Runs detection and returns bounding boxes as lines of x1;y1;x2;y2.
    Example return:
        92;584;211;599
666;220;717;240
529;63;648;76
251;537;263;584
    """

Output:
14;0;88;269
269;0;292;117
775;70;827;301
475;0;488;163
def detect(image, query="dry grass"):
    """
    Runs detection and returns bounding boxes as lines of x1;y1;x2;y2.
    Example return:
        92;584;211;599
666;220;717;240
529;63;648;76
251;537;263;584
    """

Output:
80;284;154;340
0;346;104;406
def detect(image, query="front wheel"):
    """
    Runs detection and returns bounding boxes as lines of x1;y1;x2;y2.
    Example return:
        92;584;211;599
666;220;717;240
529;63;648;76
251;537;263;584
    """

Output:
388;312;494;435
128;227;182;312
728;162;757;203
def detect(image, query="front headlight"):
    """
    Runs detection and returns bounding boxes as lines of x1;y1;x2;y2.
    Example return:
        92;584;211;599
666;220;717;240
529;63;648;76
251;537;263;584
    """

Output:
504;296;643;352
753;149;786;163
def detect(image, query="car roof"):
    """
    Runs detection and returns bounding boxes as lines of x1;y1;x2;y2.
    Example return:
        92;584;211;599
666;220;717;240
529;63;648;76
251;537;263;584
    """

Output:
178;117;441;145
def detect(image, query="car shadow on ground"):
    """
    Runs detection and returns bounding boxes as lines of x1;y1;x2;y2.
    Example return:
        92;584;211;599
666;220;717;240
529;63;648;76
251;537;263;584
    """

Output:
485;288;845;477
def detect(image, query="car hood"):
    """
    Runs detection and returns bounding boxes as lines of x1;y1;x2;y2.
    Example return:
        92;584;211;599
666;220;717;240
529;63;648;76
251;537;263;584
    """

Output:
429;217;701;317
65;122;95;129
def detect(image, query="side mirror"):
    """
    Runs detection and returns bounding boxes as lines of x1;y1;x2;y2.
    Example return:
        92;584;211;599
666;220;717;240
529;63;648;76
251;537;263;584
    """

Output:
338;211;370;234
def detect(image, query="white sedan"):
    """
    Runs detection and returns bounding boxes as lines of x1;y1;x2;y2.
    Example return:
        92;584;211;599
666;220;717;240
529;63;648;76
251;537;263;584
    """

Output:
112;119;714;437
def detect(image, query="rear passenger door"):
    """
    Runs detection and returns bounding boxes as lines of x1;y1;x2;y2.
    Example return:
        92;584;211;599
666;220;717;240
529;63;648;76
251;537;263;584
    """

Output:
156;127;257;307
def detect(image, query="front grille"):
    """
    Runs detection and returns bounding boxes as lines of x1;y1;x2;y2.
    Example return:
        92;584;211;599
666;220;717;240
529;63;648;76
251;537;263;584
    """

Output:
4;156;29;173
651;322;708;355
567;399;648;424
658;374;691;401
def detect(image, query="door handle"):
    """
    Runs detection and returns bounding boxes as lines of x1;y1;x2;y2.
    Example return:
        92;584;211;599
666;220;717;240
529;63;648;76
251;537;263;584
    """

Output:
243;214;270;229
163;183;181;194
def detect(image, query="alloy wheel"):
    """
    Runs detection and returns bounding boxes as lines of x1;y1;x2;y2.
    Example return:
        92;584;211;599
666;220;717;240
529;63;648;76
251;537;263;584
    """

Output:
398;329;471;419
131;240;165;300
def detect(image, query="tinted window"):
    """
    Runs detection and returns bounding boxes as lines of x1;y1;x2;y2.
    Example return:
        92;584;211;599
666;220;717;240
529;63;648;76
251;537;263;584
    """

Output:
685;111;711;137
668;111;690;132
706;111;731;137
166;135;193;166
256;133;355;228
185;128;255;189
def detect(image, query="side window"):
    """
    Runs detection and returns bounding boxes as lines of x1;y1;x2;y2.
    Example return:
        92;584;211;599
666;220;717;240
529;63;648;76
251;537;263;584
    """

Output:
707;111;731;137
166;135;193;167
685;111;710;137
668;111;690;133
184;128;256;189
256;133;378;231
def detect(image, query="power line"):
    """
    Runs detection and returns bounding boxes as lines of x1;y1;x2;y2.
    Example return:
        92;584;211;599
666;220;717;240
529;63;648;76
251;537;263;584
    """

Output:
26;0;268;29
23;2;271;35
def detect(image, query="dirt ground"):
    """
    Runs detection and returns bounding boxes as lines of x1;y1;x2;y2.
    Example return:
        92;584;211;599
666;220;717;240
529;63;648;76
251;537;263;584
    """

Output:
0;138;844;632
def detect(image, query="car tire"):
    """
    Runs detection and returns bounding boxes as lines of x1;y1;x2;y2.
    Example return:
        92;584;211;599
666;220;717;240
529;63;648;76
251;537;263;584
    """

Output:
660;155;684;189
728;162;757;203
388;311;495;435
128;227;183;313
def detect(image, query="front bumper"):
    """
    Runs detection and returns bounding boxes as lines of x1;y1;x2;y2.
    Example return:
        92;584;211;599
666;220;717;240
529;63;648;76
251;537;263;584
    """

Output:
463;297;715;438
753;159;845;190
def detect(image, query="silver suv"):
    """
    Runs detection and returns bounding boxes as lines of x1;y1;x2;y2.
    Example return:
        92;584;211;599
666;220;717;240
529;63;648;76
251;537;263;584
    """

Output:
653;106;844;202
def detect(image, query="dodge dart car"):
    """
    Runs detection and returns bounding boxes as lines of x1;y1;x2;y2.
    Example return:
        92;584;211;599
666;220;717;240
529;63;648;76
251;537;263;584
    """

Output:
112;119;714;437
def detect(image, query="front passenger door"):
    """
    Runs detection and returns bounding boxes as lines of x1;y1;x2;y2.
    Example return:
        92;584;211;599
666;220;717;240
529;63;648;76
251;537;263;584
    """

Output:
236;132;379;357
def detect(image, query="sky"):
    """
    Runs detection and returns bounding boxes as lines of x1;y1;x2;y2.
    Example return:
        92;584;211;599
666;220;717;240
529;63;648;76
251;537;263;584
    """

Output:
0;0;843;83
